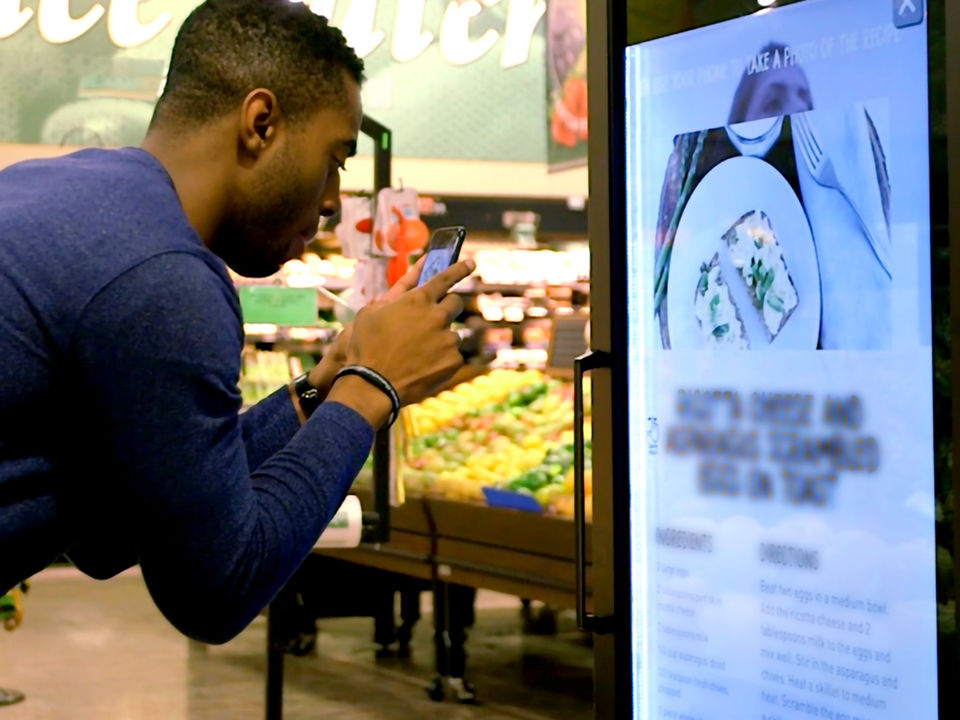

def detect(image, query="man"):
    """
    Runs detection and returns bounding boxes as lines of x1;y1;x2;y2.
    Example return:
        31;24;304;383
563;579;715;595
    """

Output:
0;0;471;644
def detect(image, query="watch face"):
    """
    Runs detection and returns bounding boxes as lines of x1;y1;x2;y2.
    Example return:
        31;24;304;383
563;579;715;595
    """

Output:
295;375;322;415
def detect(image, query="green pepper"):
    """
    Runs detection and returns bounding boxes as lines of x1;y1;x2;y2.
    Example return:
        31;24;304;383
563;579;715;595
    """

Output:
516;471;538;488
530;471;550;490
506;477;525;491
697;269;710;297
712;323;730;339
757;268;775;304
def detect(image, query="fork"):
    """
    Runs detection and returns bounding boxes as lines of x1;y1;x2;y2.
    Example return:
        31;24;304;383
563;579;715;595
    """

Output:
792;112;892;279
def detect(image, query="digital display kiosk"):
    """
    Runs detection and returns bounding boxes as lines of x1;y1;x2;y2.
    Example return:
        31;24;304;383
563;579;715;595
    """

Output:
588;0;956;717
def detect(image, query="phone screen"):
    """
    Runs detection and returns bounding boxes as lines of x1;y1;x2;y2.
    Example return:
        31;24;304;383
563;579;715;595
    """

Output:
417;227;465;287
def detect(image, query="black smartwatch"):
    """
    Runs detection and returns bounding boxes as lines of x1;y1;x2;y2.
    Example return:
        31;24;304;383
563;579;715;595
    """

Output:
292;373;323;418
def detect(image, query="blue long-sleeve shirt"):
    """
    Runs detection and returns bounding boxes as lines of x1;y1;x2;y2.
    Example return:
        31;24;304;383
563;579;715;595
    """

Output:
0;148;373;643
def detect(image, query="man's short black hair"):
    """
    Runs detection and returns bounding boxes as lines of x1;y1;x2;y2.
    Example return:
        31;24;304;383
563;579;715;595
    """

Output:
153;0;364;127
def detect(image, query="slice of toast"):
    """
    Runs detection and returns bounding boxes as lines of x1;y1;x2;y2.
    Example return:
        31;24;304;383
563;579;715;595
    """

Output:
722;210;798;341
694;253;749;349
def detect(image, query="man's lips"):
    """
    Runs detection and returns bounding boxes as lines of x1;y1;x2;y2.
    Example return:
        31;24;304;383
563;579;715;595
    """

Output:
287;233;310;261
285;218;319;262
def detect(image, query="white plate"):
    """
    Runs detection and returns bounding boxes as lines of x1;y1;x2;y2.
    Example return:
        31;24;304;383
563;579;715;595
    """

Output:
667;156;820;350
724;116;783;158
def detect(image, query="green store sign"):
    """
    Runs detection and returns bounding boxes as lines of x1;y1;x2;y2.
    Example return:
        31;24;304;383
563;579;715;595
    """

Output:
0;0;557;162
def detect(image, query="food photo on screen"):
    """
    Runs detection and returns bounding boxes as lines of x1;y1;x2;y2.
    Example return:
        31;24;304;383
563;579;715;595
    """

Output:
419;248;455;286
654;41;896;352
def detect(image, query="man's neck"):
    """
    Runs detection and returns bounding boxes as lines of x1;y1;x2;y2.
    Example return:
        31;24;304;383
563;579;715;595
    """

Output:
139;125;232;248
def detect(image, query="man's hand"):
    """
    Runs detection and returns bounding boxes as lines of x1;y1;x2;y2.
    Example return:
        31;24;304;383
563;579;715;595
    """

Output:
306;257;427;396
379;255;428;303
326;259;474;429
306;324;350;399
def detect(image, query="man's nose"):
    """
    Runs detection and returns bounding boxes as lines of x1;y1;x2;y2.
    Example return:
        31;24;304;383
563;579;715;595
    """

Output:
319;172;342;217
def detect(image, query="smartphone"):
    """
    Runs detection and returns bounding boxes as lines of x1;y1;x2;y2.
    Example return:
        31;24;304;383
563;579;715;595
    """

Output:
416;226;467;287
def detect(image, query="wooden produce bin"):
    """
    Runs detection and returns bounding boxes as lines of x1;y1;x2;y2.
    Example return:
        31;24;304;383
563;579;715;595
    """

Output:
427;498;592;608
317;491;592;609
316;493;434;582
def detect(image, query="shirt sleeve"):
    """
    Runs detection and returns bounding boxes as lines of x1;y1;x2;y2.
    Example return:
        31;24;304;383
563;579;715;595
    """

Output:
240;386;303;472
68;387;301;579
69;252;373;644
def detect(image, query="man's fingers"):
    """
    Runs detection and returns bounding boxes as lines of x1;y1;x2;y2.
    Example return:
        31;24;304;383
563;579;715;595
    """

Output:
419;260;475;304
382;256;426;302
437;292;465;324
333;323;353;358
447;330;464;355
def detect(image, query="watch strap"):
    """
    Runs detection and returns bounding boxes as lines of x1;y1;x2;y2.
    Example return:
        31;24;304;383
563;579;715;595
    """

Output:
292;373;323;419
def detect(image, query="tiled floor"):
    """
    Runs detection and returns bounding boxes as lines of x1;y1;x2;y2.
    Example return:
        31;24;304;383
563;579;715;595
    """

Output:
1;568;593;719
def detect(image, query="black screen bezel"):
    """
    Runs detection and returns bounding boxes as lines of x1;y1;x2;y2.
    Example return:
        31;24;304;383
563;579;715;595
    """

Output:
416;226;466;287
603;0;958;715
424;226;466;252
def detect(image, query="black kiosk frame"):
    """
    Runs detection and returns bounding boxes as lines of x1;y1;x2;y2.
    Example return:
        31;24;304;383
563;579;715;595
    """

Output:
587;0;958;716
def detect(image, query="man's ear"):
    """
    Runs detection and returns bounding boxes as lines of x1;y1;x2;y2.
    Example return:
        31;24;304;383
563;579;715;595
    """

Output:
239;88;281;157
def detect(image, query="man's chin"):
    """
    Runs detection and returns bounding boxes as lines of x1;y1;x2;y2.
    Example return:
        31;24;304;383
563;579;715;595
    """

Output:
225;259;284;278
212;244;285;278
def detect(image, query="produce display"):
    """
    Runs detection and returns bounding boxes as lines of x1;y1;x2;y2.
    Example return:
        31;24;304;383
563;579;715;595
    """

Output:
231;252;356;288
473;248;589;286
402;370;592;519
240;349;293;406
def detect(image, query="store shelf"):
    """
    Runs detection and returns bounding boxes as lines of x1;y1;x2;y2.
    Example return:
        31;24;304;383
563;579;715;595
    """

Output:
245;341;333;354
317;495;433;581
244;324;338;350
432;536;593;609
317;491;593;609
329;531;435;582
426;497;591;560
461;281;590;295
